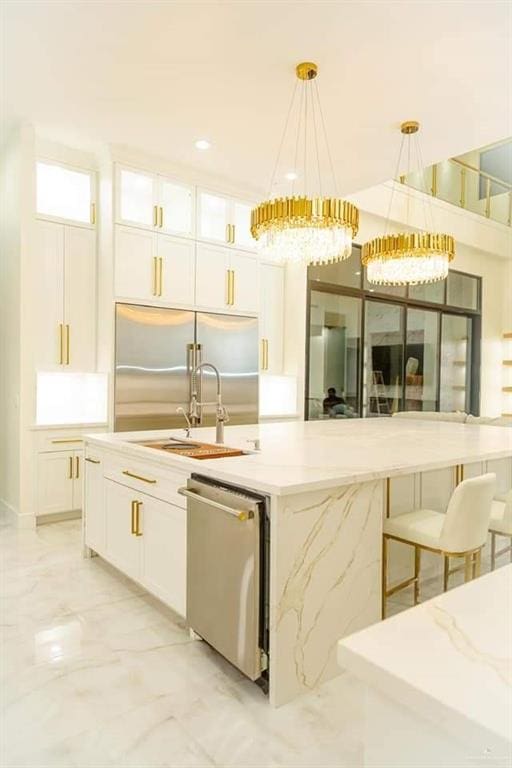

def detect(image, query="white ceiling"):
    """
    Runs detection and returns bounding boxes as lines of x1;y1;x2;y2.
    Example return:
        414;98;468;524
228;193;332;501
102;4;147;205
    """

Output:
2;1;511;196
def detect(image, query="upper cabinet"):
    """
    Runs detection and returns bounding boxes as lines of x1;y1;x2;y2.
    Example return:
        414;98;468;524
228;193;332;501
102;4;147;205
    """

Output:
36;160;96;227
197;190;256;251
33;220;96;372
260;263;285;374
195;244;258;314
115;225;195;307
115;165;194;238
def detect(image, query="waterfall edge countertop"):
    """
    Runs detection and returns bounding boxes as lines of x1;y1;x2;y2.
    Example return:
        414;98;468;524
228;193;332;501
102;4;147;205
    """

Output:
337;565;512;749
85;418;512;496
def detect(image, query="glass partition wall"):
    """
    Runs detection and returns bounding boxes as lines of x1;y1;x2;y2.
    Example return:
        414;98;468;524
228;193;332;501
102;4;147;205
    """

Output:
306;246;481;420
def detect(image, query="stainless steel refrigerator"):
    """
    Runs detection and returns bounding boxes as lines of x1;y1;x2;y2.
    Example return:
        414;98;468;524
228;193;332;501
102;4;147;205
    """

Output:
114;303;259;432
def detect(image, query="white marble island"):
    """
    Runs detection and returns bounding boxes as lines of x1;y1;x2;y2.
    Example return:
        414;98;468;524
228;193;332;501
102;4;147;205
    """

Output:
84;419;512;706
337;565;512;767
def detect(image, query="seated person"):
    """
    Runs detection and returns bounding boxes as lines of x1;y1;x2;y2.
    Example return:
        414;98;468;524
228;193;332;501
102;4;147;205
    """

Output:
323;387;346;416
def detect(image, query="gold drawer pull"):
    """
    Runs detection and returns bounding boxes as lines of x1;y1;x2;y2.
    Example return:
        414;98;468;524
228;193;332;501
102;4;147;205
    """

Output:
52;438;83;444
153;205;158;227
90;202;96;225
134;500;143;536
159;206;164;228
75;456;80;479
122;470;157;484
85;457;100;464
59;324;64;365
68;456;73;480
65;324;70;365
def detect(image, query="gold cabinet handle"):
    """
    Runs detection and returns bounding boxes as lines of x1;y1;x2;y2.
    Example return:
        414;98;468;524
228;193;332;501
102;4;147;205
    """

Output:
68;456;73;480
152;256;158;296
122;469;157;484
226;269;231;305
158;256;163;296
52;438;83;444
153;205;158;227
159;206;164;228
130;500;136;534
90;202;96;225
85;457;100;464
65;324;70;365
265;339;269;370
75;456;80;479
231;223;236;244
134;500;143;536
59;324;64;365
261;339;266;369
225;223;231;244
230;269;235;305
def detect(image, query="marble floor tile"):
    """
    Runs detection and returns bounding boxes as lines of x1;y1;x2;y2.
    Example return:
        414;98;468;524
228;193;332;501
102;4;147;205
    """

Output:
0;512;504;768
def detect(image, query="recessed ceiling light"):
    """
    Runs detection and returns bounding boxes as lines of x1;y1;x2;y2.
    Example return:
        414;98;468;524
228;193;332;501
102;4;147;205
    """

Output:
285;171;298;181
195;139;211;150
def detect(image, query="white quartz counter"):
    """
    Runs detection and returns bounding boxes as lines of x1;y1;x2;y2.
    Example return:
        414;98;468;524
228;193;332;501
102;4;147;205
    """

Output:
86;418;512;496
337;565;512;749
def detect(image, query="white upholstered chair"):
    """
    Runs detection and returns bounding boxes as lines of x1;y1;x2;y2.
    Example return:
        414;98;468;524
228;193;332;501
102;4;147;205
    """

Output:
489;490;512;570
382;473;496;618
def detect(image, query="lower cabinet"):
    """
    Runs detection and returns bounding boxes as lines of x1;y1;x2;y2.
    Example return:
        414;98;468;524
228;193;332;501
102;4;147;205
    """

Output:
37;449;83;516
100;477;186;616
84;454;105;553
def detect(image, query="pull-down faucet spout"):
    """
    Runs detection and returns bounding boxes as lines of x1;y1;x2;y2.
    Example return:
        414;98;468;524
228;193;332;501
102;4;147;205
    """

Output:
190;362;229;444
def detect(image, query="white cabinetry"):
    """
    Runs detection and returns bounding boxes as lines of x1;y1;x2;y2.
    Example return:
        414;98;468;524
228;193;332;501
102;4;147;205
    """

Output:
34;220;96;371
116;165;194;238
37;449;83;517
94;466;187;616
84;453;105;553
195;243;258;314
115;225;195;306
36;160;96;227
197;189;255;251
259;263;285;373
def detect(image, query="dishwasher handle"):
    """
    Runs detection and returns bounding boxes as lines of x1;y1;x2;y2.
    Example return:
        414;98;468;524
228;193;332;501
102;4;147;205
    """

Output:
178;487;254;521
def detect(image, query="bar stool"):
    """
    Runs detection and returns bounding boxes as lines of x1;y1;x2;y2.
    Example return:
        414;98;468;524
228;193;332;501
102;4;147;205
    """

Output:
382;473;496;618
489;490;512;570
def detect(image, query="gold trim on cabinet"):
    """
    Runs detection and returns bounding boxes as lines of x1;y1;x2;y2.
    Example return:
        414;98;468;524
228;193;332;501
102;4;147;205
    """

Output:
59;324;64;365
85;457;100;464
68;456;73;480
158;257;163;296
153;205;158;227
75;456;80;479
52;438;83;444
65;325;70;365
122;469;157;484
134;500;143;536
130;500;136;534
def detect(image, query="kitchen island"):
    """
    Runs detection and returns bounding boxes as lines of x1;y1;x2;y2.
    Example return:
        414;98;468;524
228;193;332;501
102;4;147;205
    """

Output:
83;419;512;706
337;565;512;767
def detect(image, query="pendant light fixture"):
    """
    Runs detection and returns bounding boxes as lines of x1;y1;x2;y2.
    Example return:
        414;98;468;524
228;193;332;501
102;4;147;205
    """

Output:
362;121;455;286
251;62;359;266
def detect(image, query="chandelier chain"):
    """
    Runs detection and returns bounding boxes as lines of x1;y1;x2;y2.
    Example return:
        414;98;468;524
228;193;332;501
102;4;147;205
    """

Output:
304;81;308;197
267;79;298;198
314;80;338;196
292;80;304;197
384;132;406;236
312;79;322;198
415;134;436;232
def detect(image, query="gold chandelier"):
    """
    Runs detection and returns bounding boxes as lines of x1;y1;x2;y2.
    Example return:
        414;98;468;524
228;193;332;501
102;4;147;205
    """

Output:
251;62;359;265
362;121;455;285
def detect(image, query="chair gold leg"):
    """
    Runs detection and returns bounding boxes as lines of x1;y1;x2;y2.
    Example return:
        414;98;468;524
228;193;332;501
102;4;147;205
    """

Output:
382;536;388;620
491;532;496;571
474;549;481;578
443;555;449;592
464;554;473;582
414;546;421;605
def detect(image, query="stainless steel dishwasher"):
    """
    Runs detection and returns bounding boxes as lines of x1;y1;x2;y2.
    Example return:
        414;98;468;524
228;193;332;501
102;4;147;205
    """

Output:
178;474;269;683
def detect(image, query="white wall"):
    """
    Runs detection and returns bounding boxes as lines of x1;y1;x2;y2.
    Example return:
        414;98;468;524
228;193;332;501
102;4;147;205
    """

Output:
0;123;35;518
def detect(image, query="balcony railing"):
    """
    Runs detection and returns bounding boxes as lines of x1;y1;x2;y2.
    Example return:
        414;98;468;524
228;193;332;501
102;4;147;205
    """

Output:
401;157;511;227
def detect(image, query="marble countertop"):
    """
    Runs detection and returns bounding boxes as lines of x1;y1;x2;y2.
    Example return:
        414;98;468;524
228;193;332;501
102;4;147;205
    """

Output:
85;418;512;496
337;565;512;746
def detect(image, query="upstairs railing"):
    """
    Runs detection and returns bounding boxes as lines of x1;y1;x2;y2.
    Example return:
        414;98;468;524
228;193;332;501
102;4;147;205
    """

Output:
401;157;511;227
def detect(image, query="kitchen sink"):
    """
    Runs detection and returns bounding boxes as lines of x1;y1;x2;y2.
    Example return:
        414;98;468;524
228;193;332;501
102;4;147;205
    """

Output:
132;437;247;460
